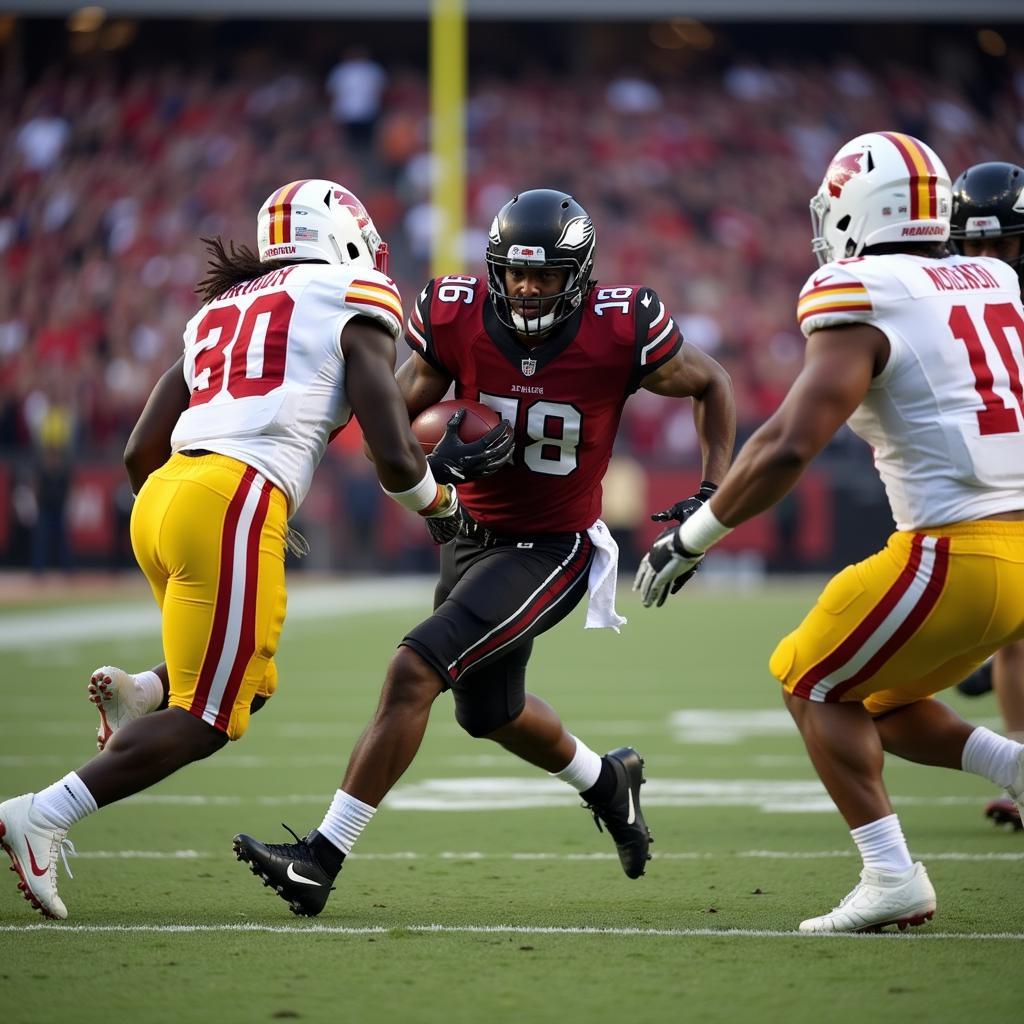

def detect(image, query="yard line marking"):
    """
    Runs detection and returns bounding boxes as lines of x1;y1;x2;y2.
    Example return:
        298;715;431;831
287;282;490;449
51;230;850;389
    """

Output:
2;923;1022;941
67;849;1024;863
0;578;435;649
78;779;1000;816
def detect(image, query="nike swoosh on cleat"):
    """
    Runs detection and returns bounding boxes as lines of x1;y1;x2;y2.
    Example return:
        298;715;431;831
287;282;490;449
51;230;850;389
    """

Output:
26;839;49;877
286;863;322;887
626;789;636;826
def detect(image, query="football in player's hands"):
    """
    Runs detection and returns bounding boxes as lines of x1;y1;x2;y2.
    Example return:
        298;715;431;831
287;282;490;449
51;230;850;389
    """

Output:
411;399;501;455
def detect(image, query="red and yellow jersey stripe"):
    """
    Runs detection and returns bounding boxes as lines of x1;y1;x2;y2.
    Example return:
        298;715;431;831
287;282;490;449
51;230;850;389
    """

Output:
879;132;939;222
797;280;872;327
346;277;403;325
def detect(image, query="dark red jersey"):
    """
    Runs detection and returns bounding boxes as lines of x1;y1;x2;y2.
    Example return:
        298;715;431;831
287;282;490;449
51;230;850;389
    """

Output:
405;276;682;533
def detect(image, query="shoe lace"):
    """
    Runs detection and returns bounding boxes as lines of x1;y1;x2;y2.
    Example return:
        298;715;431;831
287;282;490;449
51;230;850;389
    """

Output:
50;832;76;880
260;822;315;861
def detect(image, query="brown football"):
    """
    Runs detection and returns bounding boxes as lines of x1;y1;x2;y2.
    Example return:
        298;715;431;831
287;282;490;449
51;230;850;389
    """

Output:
411;399;501;455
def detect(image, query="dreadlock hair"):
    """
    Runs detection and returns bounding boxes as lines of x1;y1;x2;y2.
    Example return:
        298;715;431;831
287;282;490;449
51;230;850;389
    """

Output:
196;237;308;304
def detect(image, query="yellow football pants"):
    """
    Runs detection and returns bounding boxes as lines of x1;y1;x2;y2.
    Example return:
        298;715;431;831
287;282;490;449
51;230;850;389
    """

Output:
130;452;288;739
769;520;1024;715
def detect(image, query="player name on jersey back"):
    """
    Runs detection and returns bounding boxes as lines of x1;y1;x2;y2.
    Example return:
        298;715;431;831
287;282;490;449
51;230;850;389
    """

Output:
171;262;402;514
798;253;1024;531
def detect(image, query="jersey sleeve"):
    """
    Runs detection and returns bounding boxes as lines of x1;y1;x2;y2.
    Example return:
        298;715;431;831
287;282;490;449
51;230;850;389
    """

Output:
403;279;450;374
796;262;874;337
343;270;404;340
630;287;683;391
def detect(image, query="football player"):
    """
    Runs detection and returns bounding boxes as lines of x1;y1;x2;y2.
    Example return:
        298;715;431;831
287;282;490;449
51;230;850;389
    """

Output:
0;179;498;920
948;160;1024;831
232;188;736;916
635;134;1024;932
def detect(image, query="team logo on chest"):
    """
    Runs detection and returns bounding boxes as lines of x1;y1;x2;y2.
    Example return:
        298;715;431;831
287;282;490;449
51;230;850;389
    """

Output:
521;358;537;377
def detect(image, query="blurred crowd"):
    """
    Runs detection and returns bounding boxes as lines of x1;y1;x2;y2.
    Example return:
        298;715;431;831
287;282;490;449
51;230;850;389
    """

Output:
2;34;1023;569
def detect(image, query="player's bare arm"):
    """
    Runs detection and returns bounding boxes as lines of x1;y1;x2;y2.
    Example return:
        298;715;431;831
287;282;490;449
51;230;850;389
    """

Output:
394;349;453;419
640;344;736;484
711;322;887;527
342;318;428;493
123;354;189;495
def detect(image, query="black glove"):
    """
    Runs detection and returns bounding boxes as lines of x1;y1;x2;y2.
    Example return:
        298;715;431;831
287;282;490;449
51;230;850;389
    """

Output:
651;480;718;524
427;410;514;485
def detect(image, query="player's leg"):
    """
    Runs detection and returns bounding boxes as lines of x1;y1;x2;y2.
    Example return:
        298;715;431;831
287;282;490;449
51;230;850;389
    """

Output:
1;457;287;919
993;641;1024;740
440;535;651;878
90;656;273;751
89;663;168;751
769;534;950;931
985;642;1024;827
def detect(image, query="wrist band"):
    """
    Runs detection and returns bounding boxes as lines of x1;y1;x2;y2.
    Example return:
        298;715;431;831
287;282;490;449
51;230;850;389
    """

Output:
382;467;442;513
678;500;732;554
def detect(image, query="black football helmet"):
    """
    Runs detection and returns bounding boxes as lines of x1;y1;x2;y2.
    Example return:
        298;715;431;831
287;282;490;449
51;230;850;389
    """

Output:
949;161;1024;286
485;189;596;335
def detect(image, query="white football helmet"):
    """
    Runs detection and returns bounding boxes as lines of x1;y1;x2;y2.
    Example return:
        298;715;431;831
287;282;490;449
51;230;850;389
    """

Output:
257;179;388;273
810;132;952;266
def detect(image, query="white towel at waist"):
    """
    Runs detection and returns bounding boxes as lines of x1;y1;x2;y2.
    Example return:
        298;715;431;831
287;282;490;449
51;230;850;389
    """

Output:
584;519;627;632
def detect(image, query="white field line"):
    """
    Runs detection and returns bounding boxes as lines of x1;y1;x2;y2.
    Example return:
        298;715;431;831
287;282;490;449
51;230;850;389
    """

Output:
66;849;1024;862
0;578;435;650
1;922;1022;941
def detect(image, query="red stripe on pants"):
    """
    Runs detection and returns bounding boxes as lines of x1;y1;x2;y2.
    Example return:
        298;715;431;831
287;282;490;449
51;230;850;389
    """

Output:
824;537;950;702
214;479;271;731
791;535;924;700
190;466;257;719
452;535;593;679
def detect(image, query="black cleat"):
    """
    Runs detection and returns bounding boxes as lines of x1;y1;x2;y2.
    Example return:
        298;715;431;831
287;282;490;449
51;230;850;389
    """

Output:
956;660;994;698
584;747;653;879
232;824;337;917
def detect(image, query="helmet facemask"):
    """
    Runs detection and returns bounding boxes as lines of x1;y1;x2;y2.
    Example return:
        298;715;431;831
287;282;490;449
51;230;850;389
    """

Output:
486;253;587;335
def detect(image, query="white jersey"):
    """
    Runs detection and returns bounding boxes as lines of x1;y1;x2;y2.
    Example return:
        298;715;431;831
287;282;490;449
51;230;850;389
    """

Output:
797;253;1024;530
171;263;402;513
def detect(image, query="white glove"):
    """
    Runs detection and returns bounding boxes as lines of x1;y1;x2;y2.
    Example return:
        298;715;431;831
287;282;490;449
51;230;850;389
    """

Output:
633;524;705;608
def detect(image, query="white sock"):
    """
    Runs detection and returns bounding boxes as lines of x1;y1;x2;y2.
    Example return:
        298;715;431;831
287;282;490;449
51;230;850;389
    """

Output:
851;813;913;874
317;789;376;856
134;670;165;713
553;736;603;793
33;772;98;829
962;726;1023;789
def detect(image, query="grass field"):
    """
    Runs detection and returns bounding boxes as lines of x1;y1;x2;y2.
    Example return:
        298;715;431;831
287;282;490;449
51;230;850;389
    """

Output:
0;577;1020;1023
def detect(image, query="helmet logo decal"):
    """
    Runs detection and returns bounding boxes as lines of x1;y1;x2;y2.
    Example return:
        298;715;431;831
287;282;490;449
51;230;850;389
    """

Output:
333;188;371;230
508;244;546;263
488;216;501;245
556;216;594;250
827;153;864;199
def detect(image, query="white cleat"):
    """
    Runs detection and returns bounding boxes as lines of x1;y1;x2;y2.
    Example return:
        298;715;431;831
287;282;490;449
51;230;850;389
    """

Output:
0;793;75;920
88;665;151;751
1005;745;1024;822
799;862;936;934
